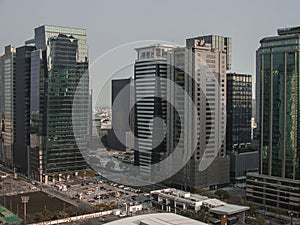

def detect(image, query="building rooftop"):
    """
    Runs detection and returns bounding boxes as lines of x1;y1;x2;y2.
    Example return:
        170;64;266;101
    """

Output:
36;24;86;31
151;188;250;216
202;198;225;207
209;204;250;215
151;188;209;204
134;43;176;51
278;26;300;35
105;213;207;225
260;33;300;44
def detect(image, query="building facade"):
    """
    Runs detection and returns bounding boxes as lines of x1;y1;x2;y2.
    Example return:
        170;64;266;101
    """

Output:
14;43;35;175
108;78;135;151
0;53;3;165
167;37;229;190
228;151;259;184
30;25;89;182
187;35;232;70
226;73;252;150
0;45;15;168
246;26;300;217
134;44;174;175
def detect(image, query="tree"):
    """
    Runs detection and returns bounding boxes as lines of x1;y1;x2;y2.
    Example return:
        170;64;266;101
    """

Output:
204;211;212;223
105;160;115;171
89;157;101;166
250;216;266;225
51;211;69;220
244;202;260;217
30;210;54;223
194;188;217;198
215;190;230;200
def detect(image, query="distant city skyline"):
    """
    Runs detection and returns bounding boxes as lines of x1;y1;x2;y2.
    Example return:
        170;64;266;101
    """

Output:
0;2;299;223
1;0;299;107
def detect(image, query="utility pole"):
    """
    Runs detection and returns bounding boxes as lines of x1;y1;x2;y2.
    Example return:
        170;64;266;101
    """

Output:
21;196;29;224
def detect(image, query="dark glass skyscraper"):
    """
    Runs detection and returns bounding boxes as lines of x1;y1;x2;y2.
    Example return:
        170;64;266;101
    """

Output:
108;78;135;151
226;73;252;150
30;25;89;183
14;43;35;175
246;26;300;217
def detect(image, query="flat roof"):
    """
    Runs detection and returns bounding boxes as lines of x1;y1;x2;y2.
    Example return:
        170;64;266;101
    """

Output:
151;188;209;203
151;188;250;216
202;198;225;207
278;26;300;35
135;44;176;51
209;204;250;215
105;213;208;225
260;33;299;43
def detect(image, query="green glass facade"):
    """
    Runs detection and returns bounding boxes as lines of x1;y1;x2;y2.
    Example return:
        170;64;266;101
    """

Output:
30;25;89;182
260;35;299;180
246;28;300;217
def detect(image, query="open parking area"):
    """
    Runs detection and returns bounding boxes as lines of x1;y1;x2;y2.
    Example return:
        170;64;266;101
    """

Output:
54;178;148;208
0;175;39;196
0;168;153;224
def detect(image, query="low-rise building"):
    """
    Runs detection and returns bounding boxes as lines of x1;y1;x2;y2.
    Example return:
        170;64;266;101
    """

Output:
150;188;249;225
228;150;259;185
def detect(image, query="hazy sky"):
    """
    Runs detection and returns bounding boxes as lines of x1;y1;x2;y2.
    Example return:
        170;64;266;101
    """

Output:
1;0;299;106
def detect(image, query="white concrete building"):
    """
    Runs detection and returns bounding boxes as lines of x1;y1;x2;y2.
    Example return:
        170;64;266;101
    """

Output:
150;188;249;224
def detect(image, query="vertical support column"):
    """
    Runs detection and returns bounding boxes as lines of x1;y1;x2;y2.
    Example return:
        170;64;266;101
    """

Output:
239;212;245;223
260;53;264;174
282;52;287;178
269;53;273;176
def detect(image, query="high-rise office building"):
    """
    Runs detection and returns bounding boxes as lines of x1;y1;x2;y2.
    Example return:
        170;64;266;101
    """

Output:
14;43;35;175
187;35;232;70
0;53;3;165
134;44;174;175
226;73;255;184
108;77;135;151
226;73;252;150
30;25;89;182
246;26;300;217
167;37;229;190
0;45;15;168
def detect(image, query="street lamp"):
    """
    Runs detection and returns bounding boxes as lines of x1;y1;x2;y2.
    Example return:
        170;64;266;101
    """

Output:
21;196;29;224
288;211;293;225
